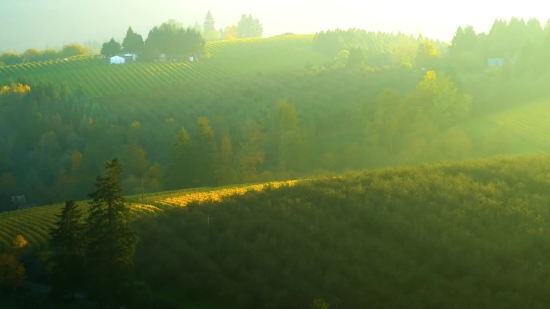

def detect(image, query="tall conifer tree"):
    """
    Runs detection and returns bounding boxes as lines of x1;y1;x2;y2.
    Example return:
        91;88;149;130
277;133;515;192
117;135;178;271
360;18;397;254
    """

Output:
49;200;85;299
85;158;138;306
203;11;216;35
166;127;194;189
194;117;219;187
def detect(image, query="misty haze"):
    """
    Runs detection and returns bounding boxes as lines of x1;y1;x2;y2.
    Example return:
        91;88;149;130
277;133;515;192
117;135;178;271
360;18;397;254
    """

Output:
1;1;550;308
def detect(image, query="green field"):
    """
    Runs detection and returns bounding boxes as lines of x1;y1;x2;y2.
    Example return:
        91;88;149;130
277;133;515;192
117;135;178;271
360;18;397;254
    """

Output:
0;35;323;98
490;99;550;150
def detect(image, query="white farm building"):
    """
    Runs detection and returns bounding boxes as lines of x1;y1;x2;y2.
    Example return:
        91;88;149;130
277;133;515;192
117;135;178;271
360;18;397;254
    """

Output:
110;56;125;64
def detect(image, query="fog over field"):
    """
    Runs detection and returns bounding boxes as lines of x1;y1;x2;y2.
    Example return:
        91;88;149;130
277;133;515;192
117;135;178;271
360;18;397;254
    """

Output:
1;0;548;52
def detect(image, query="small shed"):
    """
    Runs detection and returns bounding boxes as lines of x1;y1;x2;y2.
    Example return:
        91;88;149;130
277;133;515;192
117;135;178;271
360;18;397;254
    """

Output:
110;56;125;64
124;53;137;62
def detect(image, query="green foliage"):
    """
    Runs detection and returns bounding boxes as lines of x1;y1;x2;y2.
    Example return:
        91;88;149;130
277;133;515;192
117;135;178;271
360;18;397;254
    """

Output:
133;153;550;308
49;200;85;298
236;14;263;38
122;27;145;54
142;22;204;61
85;158;139;306
203;11;216;37
100;38;121;58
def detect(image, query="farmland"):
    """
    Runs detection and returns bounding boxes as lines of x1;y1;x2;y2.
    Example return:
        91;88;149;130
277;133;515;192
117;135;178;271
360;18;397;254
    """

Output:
0;35;323;99
490;99;550;150
0;180;299;252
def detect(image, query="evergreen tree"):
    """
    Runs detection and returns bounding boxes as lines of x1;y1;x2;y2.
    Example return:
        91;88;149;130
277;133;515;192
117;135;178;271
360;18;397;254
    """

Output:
165;127;194;189
203;11;216;36
194;117;219;187
122;27;145;54
49;200;85;299
100;38;121;58
85;158;139;307
237;14;263;38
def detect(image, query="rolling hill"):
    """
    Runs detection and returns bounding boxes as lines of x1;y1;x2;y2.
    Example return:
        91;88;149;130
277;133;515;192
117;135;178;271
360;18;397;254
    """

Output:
0;180;298;251
0;35;324;99
3;153;550;308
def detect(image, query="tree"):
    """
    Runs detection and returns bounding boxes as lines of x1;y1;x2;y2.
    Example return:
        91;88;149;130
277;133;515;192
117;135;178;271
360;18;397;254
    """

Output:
415;40;440;69
122;27;145;53
203;11;216;36
165;127;194;189
143;22;205;61
219;133;238;185
11;235;27;250
100;38;121;58
238;120;265;182
347;47;365;68
85;158;139;307
58;44;88;58
0;253;26;291
49;200;85;299
194;117;219;187
225;24;238;40
237;14;263;38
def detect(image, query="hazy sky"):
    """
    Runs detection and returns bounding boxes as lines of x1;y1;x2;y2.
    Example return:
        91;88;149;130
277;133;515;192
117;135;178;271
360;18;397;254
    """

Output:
1;0;548;52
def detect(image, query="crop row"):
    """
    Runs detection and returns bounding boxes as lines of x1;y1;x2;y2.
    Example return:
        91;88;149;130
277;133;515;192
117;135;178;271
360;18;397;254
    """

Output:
0;180;299;251
492;102;550;146
0;35;318;99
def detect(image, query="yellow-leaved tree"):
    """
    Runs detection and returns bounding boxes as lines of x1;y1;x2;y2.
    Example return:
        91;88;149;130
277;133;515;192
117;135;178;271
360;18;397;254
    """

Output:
12;235;27;249
415;40;441;69
0;253;26;291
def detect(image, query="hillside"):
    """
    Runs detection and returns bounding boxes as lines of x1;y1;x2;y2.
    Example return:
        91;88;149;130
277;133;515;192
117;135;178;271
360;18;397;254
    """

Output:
132;153;550;308
0;180;298;251
0;35;323;98
3;153;550;308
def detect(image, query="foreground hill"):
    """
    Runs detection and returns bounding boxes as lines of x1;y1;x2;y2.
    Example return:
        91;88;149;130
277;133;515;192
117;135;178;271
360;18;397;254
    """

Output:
3;153;550;307
130;153;550;309
0;35;322;98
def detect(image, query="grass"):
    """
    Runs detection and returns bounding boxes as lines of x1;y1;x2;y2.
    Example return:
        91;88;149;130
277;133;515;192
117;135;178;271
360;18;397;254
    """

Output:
0;180;298;252
0;35;324;99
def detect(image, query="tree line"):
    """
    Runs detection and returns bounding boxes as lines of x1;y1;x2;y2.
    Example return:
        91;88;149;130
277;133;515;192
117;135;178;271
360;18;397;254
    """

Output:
0;45;89;66
100;11;263;60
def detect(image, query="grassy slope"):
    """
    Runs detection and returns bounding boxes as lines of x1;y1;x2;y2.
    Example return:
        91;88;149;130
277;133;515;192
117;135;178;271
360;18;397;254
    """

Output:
0;180;298;252
0;35;323;99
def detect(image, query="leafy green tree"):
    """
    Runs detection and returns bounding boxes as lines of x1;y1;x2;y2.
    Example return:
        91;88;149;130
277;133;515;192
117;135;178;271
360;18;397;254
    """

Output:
85;158;139;307
49;200;86;299
194;117;219;187
58;44;88;58
100;38;121;58
122;27;145;53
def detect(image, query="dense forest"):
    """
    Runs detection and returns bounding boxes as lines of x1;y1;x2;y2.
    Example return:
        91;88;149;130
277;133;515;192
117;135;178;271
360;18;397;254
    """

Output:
2;15;550;309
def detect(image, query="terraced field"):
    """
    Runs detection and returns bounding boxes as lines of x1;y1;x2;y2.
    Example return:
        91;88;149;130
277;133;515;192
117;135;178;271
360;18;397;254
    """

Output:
0;35;322;98
491;100;550;150
0;180;299;251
